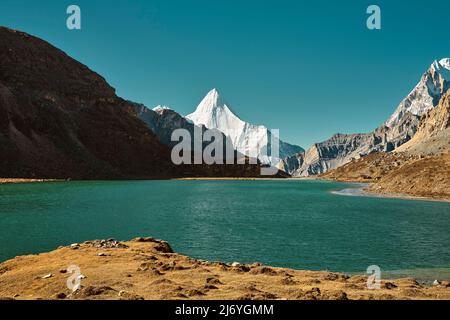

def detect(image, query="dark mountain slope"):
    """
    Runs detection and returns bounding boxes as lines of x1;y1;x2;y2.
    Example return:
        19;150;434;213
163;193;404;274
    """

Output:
0;26;176;179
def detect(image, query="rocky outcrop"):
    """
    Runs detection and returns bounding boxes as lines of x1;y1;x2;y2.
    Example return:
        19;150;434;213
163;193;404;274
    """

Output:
395;90;450;155
284;59;450;176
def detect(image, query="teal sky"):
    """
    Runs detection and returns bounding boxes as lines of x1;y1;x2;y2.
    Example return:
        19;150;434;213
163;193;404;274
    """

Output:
1;0;449;148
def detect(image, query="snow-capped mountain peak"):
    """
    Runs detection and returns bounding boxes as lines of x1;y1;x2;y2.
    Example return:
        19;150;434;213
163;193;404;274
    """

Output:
186;88;304;165
385;58;450;127
186;88;246;133
431;58;450;79
152;105;172;113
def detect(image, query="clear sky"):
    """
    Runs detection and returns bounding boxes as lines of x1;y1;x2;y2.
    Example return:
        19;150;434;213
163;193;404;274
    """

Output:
1;0;450;147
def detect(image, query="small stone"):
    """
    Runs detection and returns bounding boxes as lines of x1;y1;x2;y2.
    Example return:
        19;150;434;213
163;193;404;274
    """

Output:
59;269;67;274
206;277;223;285
204;284;219;290
55;293;66;299
97;252;108;257
118;290;144;300
433;280;441;286
231;262;241;267
384;282;398;290
42;274;53;279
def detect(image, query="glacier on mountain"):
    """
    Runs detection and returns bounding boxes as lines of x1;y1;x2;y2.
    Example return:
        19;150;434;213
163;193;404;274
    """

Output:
186;89;304;165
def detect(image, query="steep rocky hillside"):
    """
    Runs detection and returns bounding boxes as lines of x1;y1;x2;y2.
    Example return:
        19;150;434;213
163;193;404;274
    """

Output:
284;59;450;176
0;27;176;179
321;92;450;200
396;91;450;155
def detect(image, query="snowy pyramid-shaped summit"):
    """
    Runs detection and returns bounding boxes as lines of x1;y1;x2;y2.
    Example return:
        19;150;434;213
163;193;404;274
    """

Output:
186;88;244;131
186;88;304;165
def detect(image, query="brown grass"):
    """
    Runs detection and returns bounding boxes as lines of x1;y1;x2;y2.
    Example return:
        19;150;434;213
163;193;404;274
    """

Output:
1;238;449;300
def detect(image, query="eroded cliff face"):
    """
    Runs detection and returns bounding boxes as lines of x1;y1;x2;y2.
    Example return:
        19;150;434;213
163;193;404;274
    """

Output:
283;59;450;176
396;91;450;155
0;27;176;179
321;91;450;200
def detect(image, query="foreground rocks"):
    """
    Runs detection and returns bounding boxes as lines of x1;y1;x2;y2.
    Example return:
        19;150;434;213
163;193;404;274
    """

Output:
0;238;449;300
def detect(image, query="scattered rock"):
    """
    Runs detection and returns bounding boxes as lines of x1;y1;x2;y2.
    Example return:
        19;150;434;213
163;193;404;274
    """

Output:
231;262;241;267
280;277;298;285
304;287;321;300
42;274;53;279
261;292;278;300
206;277;223;285
383;282;398;290
249;267;277;276
232;264;251;273
137;262;155;272
118;290;144;300
93;239;128;249
97;252;108;257
204;284;219;290
55;293;66;299
78;286;116;297
184;289;206;297
153;241;173;253
324;290;348;300
151;279;174;286
325;273;349;281
133;237;158;243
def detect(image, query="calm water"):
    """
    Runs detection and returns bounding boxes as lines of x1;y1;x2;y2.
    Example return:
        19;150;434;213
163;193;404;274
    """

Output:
0;180;449;279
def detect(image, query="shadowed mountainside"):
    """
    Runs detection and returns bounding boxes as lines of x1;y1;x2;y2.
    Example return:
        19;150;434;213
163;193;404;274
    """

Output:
0;27;176;179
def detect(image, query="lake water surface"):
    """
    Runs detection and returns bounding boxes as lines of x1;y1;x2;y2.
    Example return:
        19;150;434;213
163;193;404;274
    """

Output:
1;180;449;280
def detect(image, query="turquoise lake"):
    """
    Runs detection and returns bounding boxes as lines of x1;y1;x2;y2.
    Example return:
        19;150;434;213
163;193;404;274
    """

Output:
0;180;449;280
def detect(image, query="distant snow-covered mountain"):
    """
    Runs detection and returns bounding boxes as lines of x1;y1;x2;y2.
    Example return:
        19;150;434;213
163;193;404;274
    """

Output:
281;58;450;176
386;58;450;128
186;89;304;165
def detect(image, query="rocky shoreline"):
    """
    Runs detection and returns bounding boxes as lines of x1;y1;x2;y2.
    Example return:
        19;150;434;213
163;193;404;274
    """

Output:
0;237;449;300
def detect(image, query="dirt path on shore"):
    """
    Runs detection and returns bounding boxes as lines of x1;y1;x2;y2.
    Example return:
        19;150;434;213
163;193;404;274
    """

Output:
0;238;449;300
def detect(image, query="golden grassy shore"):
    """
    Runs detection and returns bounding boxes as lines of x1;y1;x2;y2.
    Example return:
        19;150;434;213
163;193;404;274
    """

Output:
0;179;61;184
0;238;449;300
